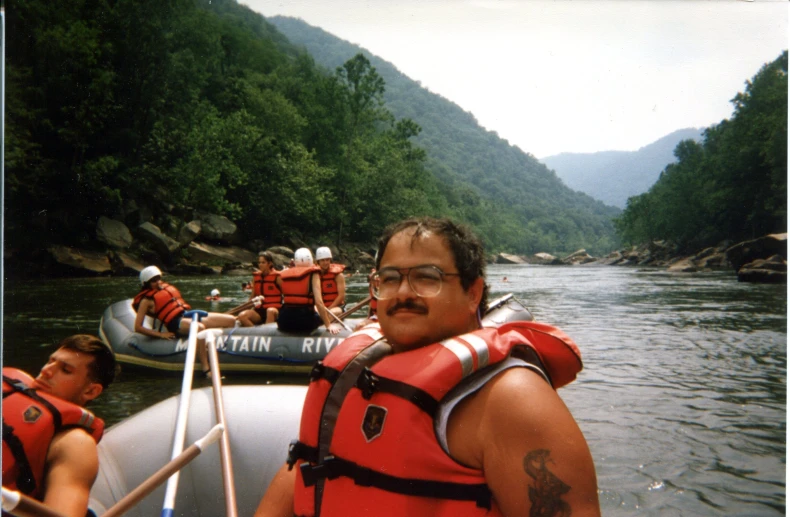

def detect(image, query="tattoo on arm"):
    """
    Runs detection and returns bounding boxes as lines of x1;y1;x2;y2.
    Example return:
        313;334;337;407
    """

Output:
523;449;571;517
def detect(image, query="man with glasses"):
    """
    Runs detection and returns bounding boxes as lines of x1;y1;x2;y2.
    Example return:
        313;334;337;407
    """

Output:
3;334;119;517
255;217;600;517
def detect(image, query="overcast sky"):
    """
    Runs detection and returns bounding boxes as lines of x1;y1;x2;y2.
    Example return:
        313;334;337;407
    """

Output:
239;0;787;158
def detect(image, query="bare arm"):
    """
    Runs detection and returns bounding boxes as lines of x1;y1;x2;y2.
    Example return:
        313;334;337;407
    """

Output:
43;429;100;517
327;273;346;310
311;274;339;334
254;463;296;517
133;298;174;339
448;368;600;517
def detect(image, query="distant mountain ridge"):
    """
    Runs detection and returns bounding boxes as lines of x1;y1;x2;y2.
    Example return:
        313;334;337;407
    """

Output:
542;128;705;208
268;15;621;255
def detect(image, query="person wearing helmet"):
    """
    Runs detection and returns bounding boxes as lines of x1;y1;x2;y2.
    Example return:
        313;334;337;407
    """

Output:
315;246;346;318
237;251;282;327
132;266;236;377
206;288;221;301
275;249;340;334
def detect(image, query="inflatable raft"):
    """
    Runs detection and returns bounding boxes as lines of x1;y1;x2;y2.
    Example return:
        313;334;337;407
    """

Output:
88;385;305;516
99;294;534;374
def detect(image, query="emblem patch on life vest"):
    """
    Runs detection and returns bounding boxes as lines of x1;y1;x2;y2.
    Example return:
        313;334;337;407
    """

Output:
23;405;43;423
361;404;387;442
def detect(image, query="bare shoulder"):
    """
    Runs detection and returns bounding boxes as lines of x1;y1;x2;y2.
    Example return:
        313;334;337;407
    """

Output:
44;428;100;517
48;427;98;463
449;367;600;516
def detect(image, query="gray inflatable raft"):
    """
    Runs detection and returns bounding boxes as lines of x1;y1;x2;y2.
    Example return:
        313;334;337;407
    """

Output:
99;295;533;374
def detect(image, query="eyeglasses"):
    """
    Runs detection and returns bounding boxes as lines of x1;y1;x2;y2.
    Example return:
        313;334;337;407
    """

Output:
372;265;461;300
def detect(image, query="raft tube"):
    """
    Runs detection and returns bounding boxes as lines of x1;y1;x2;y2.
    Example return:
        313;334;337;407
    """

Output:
99;294;534;374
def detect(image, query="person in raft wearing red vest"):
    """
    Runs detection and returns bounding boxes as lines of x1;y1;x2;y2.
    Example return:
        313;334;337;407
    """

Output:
3;334;118;517
237;251;283;326
275;248;341;335
255;217;600;517
314;247;346;318
133;266;236;377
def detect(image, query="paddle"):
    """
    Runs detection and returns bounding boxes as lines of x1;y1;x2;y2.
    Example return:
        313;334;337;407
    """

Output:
339;295;372;320
205;330;238;517
160;309;207;517
101;424;224;517
328;309;352;332
1;488;66;517
224;300;254;316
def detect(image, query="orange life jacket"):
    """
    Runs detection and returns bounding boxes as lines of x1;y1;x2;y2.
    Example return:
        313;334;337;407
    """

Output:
289;321;582;516
280;266;320;306
319;264;345;305
253;270;283;309
132;282;191;330
2;368;104;500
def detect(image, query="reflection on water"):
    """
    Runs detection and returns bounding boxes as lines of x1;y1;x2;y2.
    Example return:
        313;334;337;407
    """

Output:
3;266;786;515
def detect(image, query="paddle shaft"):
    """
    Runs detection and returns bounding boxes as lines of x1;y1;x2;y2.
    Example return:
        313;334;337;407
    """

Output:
206;332;238;517
225;300;254;316
339;295;372;319
161;313;201;517
102;425;224;517
328;309;352;331
1;488;66;517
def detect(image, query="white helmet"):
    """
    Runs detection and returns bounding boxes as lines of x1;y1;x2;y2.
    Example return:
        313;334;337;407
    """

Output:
139;265;163;286
294;248;314;267
211;289;220;297
315;246;332;261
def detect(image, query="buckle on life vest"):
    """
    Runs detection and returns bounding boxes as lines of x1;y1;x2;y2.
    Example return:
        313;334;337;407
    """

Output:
299;455;341;487
288;440;319;471
356;368;379;400
309;361;325;382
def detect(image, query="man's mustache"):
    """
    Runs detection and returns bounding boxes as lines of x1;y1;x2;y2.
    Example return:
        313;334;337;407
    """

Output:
386;300;428;316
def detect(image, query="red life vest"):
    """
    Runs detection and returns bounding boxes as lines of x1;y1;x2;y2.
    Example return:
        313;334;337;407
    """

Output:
253;271;283;309
289;321;582;516
132;282;191;329
2;368;104;500
280;266;320;306
319;264;345;305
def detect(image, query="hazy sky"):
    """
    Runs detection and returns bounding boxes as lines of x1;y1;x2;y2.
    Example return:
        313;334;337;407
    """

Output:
239;0;788;158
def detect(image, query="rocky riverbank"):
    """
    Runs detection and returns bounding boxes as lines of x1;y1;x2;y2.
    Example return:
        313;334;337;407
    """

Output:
494;233;787;284
6;213;786;285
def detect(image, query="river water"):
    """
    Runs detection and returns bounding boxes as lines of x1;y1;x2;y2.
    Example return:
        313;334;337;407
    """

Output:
3;265;786;515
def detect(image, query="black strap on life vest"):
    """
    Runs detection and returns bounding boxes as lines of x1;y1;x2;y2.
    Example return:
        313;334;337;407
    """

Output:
309;361;340;385
354;367;439;418
300;454;492;510
311;339;393;516
2;421;38;495
2;377;66;496
3;377;63;430
287;440;319;470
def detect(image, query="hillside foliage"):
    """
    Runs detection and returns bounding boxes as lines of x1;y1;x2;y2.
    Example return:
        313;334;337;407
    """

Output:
6;0;623;259
614;52;788;252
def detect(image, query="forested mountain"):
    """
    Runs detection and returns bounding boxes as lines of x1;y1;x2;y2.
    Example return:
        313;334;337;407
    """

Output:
259;16;622;254
6;0;619;265
615;52;787;253
542;128;705;208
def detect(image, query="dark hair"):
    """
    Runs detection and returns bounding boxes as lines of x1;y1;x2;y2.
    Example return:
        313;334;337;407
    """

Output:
58;334;119;389
375;217;489;314
258;251;274;264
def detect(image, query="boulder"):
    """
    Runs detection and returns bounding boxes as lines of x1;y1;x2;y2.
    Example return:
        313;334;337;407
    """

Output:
726;233;787;272
96;217;133;250
561;249;596;265
496;253;526;265
532;252;556;265
178;220;202;246
47;246;112;275
267;246;294;258
186;241;257;266
737;255;787;283
197;213;238;244
667;258;698;273
106;250;146;276
136;222;181;263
